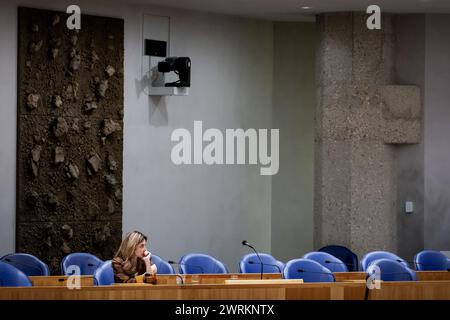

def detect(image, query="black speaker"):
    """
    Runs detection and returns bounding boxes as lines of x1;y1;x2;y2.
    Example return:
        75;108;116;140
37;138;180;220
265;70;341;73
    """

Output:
144;39;167;57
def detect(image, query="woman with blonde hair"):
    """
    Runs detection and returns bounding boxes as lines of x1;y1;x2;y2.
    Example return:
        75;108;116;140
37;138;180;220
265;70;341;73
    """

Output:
112;230;158;283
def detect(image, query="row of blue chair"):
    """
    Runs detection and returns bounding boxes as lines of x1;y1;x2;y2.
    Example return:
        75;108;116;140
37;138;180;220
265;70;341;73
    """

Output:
319;246;450;272
0;252;175;277
2;248;449;286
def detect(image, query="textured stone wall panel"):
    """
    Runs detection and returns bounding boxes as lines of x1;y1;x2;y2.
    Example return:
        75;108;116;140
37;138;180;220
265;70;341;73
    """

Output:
314;140;352;247
315;13;420;257
17;7;123;274
316;13;353;87
349;141;397;254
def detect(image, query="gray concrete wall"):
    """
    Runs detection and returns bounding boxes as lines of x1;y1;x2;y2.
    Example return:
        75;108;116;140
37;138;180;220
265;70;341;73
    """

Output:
0;1;316;271
0;0;17;257
424;14;450;251
271;22;316;261
394;15;425;260
0;1;274;271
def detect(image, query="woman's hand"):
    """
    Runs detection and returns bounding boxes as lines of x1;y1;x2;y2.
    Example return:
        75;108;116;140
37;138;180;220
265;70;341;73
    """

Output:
142;250;152;263
150;263;158;275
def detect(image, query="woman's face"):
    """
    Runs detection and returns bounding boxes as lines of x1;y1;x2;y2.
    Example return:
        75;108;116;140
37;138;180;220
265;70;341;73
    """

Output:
134;240;147;258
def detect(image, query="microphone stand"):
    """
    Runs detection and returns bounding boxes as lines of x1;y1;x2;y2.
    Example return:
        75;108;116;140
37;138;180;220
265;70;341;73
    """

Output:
168;261;204;284
167;261;185;285
242;241;264;280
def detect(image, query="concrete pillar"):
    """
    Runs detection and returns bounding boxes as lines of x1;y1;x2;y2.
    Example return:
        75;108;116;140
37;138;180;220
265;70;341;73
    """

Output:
315;13;421;256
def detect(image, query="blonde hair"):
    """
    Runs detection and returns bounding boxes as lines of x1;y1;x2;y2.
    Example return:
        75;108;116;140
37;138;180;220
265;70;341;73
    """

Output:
114;231;147;273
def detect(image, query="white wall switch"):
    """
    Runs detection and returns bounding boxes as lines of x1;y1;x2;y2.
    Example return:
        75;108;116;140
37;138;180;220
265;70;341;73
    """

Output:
405;201;414;213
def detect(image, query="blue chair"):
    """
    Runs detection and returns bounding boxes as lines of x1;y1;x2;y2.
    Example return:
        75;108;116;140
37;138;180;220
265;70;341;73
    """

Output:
0;261;32;287
283;258;335;282
303;251;348;272
318;245;359;271
239;253;284;274
360;251;409;271
447;258;450;271
93;260;114;285
178;253;228;274
0;253;50;276
414;250;449;271
61;252;103;275
366;258;416;281
152;254;175;274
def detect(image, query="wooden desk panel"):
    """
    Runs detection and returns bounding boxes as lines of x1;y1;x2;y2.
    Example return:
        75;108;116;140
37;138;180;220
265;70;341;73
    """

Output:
416;271;450;281
367;281;450;300
334;272;365;282
12;274;450;300
8;281;450;300
30;276;94;287
333;271;450;282
29;273;282;287
0;284;293;300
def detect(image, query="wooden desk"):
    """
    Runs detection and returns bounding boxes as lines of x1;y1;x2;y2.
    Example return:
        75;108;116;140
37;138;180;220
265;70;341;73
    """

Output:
156;273;282;285
29;273;281;287
333;271;450;282
416;271;450;281
334;272;365;282
2;280;450;300
0;281;361;300
29;276;94;287
367;280;450;300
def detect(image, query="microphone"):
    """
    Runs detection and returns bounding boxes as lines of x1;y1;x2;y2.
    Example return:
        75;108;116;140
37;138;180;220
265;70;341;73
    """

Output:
242;240;264;280
248;261;282;273
168;260;204;274
296;269;335;276
3;258;44;275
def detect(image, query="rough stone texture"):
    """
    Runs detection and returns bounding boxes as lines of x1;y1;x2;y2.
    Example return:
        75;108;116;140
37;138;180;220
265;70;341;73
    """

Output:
54;146;64;164
381;85;421;144
314;140;352;247
315;13;422;257
17;221;121;273
17;7;124;274
349;141;397;254
316;14;353;87
383;119;421;144
27;93;40;110
381;85;421;120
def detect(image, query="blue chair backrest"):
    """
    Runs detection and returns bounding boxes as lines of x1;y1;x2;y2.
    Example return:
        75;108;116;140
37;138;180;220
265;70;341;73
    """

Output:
366;258;417;281
0;253;50;276
61;252;103;275
239;253;284;273
360;251;409;271
0;261;32;287
152;254;175;274
179;253;228;274
414;250;449;271
318;245;359;271
303;251;348;272
93;260;114;285
283;258;335;282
